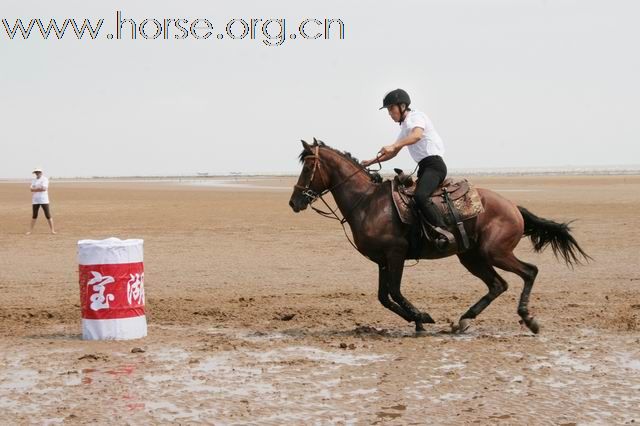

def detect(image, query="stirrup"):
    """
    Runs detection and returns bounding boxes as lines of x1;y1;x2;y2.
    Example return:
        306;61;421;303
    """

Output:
420;221;456;252
433;226;456;246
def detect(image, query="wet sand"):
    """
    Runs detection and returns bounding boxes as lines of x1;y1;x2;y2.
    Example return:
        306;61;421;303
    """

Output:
1;175;639;424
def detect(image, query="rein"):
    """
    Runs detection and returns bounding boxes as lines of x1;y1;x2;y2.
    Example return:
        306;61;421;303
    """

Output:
294;146;372;251
295;146;421;266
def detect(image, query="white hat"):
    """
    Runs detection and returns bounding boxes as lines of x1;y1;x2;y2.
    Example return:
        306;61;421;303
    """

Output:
32;167;43;173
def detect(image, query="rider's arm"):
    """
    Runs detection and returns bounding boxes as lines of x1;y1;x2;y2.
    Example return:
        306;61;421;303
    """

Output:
392;127;424;150
375;127;425;162
362;127;424;167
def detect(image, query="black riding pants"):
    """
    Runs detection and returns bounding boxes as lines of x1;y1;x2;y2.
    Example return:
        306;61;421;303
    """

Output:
414;155;447;222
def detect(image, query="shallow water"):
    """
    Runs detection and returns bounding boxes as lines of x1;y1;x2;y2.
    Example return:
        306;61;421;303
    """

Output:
1;325;639;424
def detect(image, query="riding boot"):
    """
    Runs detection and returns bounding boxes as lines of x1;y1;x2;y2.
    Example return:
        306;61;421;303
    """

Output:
418;200;456;251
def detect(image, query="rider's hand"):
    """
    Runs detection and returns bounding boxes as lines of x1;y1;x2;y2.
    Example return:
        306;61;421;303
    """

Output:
362;153;383;167
378;144;399;158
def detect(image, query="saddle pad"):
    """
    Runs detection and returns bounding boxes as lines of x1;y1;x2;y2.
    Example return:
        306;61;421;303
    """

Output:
435;184;484;226
391;180;417;225
391;179;484;226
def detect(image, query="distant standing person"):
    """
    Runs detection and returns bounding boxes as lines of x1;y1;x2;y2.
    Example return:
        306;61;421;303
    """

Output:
27;168;56;235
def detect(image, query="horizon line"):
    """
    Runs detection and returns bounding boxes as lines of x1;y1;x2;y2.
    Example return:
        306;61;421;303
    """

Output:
2;164;640;181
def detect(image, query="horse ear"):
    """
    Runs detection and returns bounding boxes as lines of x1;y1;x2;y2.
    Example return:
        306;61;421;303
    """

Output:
312;137;318;145
301;140;311;150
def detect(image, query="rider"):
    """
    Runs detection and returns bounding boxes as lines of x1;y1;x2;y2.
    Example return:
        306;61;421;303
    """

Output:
361;88;452;249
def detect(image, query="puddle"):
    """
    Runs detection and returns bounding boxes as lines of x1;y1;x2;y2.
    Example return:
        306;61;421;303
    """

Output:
208;328;293;342
612;352;640;371
431;393;468;402
0;356;39;392
183;180;290;191
3;325;640;424
248;346;388;366
496;189;543;192
549;350;593;372
436;362;466;371
131;343;389;422
0;367;39;391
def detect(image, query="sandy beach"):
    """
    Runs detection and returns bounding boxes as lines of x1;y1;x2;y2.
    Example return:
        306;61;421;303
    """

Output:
1;175;639;424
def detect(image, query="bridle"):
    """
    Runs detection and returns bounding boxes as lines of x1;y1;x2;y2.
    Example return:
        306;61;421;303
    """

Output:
294;145;326;205
293;145;370;251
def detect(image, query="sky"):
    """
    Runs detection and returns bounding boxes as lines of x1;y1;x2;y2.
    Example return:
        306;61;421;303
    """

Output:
1;0;638;178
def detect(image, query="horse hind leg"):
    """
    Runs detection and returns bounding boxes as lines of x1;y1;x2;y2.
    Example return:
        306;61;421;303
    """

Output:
490;253;540;334
454;251;509;333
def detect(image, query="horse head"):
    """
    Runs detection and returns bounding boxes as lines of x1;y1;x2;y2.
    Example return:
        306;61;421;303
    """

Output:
289;138;330;212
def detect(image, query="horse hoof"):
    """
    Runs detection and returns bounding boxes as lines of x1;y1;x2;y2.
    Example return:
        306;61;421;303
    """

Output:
527;318;540;334
419;313;435;324
451;319;471;334
414;329;429;337
458;319;471;333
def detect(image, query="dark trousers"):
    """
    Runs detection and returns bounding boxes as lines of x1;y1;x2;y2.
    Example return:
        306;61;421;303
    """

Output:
32;204;51;219
414;155;447;226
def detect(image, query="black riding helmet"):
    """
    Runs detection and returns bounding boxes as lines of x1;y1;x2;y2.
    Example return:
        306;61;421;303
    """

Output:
380;88;411;109
380;88;411;124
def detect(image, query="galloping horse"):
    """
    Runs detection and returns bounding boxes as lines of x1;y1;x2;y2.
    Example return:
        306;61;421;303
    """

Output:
289;139;591;334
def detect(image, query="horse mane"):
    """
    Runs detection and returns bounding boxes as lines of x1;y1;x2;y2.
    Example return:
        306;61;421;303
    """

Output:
298;139;383;183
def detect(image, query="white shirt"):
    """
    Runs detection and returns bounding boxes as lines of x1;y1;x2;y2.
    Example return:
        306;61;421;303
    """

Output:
397;110;445;163
31;176;50;204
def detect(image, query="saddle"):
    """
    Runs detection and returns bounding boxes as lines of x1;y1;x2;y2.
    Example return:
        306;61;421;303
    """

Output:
391;168;484;252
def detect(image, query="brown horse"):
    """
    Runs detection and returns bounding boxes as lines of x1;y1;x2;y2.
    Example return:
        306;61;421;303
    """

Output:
289;139;591;334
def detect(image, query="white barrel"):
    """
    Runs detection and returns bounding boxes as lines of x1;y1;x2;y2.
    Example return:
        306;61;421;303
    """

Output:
77;238;147;340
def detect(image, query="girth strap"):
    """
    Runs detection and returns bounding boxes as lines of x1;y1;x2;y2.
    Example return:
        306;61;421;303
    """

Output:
443;188;471;252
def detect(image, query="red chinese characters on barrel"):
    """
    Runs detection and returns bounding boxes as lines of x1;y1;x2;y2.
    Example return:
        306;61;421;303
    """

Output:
79;263;145;320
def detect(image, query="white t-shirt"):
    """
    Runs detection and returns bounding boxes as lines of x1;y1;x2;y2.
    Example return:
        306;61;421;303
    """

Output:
31;176;50;204
397;110;445;163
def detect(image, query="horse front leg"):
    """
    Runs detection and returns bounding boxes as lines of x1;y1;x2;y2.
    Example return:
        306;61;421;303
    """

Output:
385;255;435;332
377;264;415;324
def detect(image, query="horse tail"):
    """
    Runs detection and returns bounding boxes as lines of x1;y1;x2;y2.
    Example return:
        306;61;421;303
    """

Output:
517;206;592;267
